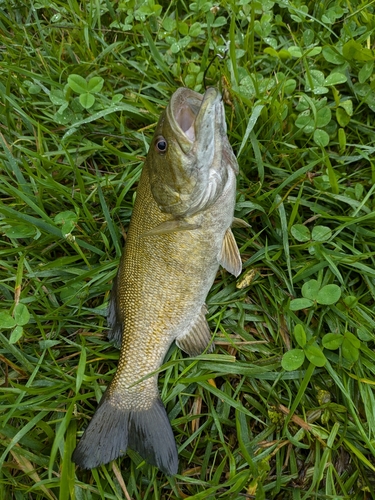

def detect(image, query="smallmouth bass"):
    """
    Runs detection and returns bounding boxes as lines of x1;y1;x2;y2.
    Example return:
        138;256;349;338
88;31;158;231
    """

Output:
72;87;243;475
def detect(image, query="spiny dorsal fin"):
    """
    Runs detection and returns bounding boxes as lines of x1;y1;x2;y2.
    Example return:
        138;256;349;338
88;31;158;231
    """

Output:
175;305;214;356
219;228;242;277
232;217;251;228
142;220;201;237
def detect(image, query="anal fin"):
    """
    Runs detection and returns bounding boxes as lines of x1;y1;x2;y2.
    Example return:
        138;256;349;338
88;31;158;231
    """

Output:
176;305;214;356
219;228;242;277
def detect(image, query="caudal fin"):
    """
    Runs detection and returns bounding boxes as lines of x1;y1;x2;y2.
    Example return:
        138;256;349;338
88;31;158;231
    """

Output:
72;391;178;475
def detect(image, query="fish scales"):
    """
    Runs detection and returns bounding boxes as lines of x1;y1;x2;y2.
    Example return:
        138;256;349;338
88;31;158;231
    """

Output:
72;87;243;475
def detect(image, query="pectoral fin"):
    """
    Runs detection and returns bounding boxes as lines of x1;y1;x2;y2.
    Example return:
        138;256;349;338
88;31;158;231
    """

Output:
176;305;214;356
142;220;201;237
219;228;242;277
232;217;250;228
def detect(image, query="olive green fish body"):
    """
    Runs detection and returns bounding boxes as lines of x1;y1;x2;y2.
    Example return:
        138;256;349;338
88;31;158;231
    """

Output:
110;160;236;388
72;88;242;475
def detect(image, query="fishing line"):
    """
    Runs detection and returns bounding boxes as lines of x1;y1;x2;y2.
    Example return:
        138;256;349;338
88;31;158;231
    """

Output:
203;49;228;91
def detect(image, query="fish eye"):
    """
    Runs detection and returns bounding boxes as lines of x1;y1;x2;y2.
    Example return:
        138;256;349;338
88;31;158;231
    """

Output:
155;136;167;153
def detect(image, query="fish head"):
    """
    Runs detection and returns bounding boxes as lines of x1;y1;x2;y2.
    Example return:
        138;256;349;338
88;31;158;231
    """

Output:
147;87;238;217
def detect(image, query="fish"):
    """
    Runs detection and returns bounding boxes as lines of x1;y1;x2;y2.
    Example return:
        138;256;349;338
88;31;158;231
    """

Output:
72;87;243;475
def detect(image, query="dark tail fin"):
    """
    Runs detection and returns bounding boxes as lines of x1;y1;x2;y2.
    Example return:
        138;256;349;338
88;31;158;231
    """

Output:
72;391;178;475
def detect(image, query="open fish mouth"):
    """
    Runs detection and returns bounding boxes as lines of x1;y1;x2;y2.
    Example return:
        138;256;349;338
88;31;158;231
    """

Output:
168;87;221;148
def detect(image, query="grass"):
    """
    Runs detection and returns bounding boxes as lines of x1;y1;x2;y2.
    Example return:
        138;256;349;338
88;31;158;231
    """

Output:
1;0;375;498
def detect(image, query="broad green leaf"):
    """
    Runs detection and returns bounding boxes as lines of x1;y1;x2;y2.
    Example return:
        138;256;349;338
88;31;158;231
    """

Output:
304;344;326;367
54;211;78;225
365;93;375;112
28;84;41;94
359;61;374;84
170;42;181;53
313;86;329;95
79;93;95;109
343;296;358;308
61;221;76;234
357;328;373;342
324;72;347;86
264;47;279;58
282;349;305;371
294;324;306;347
14;303;30;326
303;29;314;46
344;331;360;349
288;46;303;58
336;108;350;127
211;16;227;27
305;47;322;57
290;298;314;311
296;95;310;111
342;40;373;62
316;107;331;128
311;225;332;242
341;338;359;362
322;333;344;350
178;21;189;35
87;77;104;93
278;49;291;60
162;17;176;31
291;224;310;242
322;46;345;65
67;74;88;94
3;224;36;238
302;279;320;300
316;284;341;305
54;107;74;125
284;79;296;94
49;89;66;105
353;82;371;98
313;129;330;147
0;311;16;328
305;69;325;92
189;22;202;37
112;94;123;104
9;326;23;344
295;110;313;131
339;100;353;116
